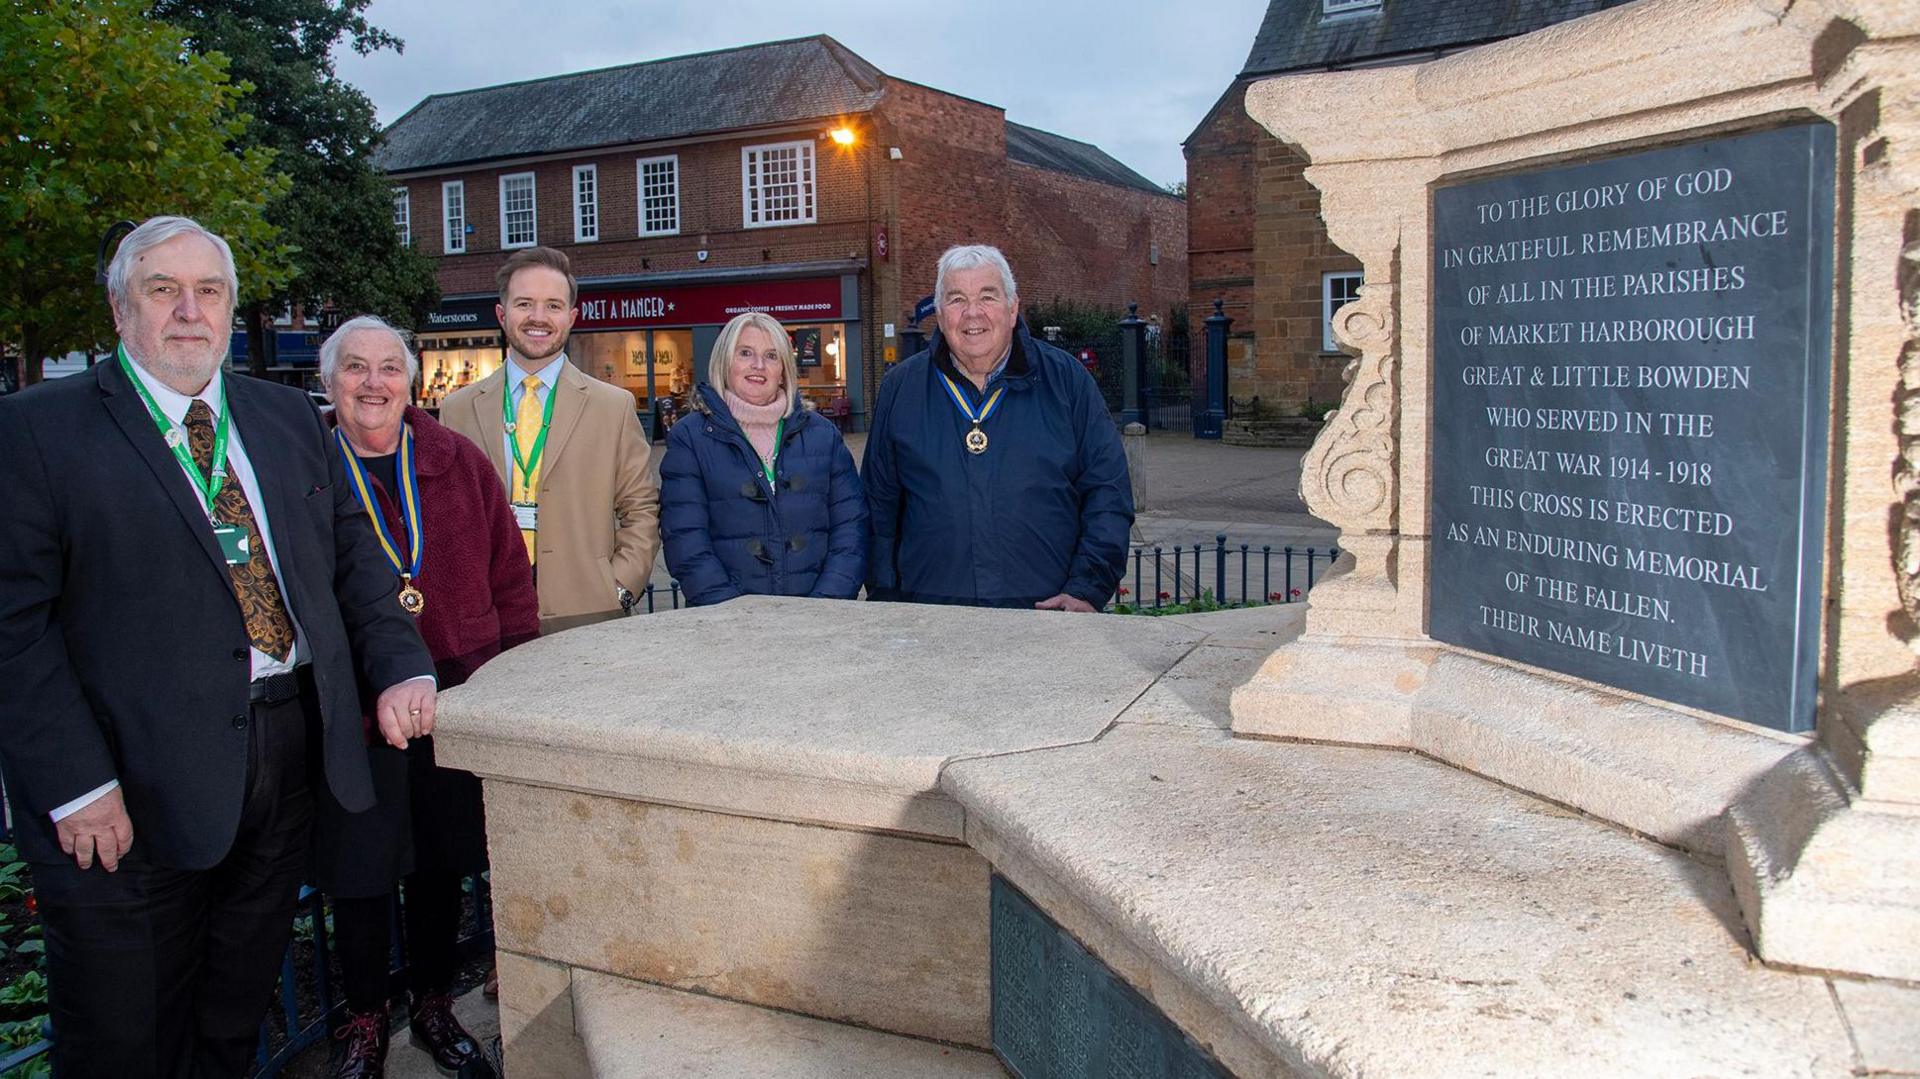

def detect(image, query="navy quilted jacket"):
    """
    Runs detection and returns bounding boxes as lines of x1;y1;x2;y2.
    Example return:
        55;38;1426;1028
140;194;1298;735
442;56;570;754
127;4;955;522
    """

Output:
660;384;867;606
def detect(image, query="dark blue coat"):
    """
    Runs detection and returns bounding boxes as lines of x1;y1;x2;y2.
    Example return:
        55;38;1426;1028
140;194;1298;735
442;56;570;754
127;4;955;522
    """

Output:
863;320;1134;608
660;385;867;606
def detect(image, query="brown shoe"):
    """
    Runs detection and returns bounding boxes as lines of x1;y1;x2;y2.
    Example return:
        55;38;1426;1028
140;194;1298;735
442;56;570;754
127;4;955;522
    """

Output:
333;1008;389;1079
483;965;499;999
409;991;495;1078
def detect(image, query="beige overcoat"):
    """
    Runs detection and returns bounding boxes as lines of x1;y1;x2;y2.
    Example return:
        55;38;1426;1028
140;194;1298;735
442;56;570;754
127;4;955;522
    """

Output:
440;360;660;632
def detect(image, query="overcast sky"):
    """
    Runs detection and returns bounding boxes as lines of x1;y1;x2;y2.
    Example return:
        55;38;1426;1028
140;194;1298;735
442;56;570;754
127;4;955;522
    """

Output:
335;1;1272;189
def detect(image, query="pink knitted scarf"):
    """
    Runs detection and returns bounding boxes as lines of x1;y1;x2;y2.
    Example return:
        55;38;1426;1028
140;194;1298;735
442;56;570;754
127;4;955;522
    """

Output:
723;389;789;467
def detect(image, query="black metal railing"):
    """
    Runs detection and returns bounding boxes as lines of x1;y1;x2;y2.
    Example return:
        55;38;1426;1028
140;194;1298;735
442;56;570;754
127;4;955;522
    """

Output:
1116;537;1340;612
251;877;495;1075
0;854;493;1077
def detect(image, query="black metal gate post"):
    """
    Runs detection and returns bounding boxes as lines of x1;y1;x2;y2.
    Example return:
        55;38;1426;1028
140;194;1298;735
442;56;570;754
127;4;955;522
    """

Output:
1197;298;1230;439
1119;304;1147;427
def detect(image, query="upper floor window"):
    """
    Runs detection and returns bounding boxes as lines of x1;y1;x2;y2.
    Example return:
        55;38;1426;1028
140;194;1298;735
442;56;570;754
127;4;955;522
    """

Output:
1322;271;1363;352
442;180;466;254
638;155;680;237
1322;0;1381;14
573;165;599;243
391;187;410;246
500;172;537;249
742;140;816;228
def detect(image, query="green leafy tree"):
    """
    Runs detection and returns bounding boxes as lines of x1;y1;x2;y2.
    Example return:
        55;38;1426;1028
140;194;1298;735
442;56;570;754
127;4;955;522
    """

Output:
0;0;291;386
153;0;440;372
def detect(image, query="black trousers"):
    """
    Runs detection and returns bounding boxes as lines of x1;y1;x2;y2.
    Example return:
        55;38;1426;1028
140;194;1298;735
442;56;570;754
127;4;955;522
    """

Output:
331;869;463;1014
33;683;317;1079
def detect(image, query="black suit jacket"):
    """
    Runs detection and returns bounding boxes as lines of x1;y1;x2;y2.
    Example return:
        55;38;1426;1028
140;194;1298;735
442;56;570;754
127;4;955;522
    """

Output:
0;360;433;869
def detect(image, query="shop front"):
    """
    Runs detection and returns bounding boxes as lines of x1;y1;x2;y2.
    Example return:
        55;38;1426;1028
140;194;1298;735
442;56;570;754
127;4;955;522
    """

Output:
567;270;863;433
416;296;505;410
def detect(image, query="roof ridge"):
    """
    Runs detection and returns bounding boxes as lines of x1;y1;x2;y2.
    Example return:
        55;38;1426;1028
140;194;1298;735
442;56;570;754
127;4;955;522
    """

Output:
817;34;888;93
401;34;838;107
1006;120;1099;151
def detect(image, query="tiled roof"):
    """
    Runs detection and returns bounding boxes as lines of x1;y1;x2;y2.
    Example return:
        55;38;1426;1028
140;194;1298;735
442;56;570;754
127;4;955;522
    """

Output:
1241;0;1638;77
376;35;886;173
1005;122;1172;197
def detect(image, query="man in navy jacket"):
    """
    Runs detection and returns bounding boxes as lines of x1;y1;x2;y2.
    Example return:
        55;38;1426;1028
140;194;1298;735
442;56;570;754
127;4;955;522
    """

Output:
863;245;1133;609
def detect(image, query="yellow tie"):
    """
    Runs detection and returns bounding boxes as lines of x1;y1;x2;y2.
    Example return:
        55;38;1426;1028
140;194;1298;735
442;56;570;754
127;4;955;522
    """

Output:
514;374;544;562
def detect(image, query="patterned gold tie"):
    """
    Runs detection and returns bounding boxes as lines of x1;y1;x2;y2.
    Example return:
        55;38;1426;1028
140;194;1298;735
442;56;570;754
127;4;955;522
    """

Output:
514;374;544;562
185;400;295;661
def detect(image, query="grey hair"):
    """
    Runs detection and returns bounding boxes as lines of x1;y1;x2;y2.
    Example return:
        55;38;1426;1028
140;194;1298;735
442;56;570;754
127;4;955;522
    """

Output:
319;315;419;386
106;216;240;315
934;244;1017;303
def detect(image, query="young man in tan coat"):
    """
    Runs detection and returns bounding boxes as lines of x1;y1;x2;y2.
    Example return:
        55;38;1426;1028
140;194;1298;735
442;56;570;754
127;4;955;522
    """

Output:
441;247;660;632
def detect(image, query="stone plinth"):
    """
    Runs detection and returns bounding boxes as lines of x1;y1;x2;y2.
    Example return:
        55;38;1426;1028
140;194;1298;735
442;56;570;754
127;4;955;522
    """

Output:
440;598;1920;1077
435;597;1206;1073
1236;0;1920;980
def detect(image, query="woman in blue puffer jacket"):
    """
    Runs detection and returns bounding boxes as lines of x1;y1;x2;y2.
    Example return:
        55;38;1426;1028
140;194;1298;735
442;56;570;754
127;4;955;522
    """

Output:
660;312;867;605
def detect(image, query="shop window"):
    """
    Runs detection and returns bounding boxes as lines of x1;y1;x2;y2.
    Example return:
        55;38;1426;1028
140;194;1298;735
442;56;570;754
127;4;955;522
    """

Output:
442;181;466;254
391;187;410;246
418;337;502;409
500;172;537;249
1322;271;1363;352
573;165;598;243
638;156;679;236
742;141;816;228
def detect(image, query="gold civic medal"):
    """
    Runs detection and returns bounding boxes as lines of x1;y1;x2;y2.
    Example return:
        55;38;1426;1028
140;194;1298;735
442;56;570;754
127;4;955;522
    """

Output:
335;426;428;619
939;371;1005;458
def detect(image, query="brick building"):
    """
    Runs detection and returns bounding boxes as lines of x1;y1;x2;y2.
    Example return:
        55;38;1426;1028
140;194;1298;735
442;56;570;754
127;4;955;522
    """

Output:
1185;0;1630;416
378;36;1185;432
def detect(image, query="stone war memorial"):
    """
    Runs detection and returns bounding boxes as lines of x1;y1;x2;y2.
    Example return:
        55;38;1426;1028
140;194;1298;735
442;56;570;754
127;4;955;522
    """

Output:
434;1;1919;1075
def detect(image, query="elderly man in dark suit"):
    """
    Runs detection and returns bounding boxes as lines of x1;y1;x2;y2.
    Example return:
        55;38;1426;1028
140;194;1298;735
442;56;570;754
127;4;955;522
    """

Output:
0;216;436;1078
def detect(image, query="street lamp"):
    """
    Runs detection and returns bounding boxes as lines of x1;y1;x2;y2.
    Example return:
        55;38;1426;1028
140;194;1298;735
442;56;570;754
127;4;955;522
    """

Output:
828;120;874;429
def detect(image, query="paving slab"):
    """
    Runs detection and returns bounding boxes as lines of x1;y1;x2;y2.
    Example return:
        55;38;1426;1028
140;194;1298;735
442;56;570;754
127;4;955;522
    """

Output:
572;972;1006;1078
944;724;1861;1079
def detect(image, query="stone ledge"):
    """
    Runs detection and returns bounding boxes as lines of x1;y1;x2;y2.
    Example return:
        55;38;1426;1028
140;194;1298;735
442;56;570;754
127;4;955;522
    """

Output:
1233;637;1801;856
437;597;1204;839
571;971;1005;1078
944;724;1888;1079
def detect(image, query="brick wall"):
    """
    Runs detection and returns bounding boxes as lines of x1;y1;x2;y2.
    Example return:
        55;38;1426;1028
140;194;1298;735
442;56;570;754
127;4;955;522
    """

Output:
1185;77;1358;414
1004;162;1186;322
393;75;1187;416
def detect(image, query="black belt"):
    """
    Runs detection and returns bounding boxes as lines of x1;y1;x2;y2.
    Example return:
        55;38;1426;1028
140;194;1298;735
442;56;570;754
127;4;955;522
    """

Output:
249;666;312;705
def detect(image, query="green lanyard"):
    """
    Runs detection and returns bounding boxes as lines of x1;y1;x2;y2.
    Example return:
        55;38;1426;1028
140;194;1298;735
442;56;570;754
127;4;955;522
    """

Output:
759;418;785;487
119;344;230;517
502;373;558;493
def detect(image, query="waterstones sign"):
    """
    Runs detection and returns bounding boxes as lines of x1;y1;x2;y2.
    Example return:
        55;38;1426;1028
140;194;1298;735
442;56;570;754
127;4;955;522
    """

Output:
1429;124;1835;732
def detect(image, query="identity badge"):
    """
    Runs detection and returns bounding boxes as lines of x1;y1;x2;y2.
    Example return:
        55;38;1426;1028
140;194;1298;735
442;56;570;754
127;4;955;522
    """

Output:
213;523;250;565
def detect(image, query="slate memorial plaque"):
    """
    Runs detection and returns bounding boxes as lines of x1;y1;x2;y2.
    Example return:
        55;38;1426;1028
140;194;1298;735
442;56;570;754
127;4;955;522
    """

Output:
1430;124;1834;732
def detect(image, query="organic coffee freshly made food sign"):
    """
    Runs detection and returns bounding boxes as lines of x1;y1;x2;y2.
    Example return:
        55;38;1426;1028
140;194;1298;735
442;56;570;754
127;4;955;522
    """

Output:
1429;124;1835;732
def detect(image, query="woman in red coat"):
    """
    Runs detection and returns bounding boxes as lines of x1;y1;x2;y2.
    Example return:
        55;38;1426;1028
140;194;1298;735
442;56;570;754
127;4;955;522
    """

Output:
312;316;538;1079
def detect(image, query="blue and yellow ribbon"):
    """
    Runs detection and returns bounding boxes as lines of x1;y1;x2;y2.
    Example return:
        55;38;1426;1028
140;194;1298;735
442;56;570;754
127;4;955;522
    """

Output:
334;426;424;588
937;371;1005;428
